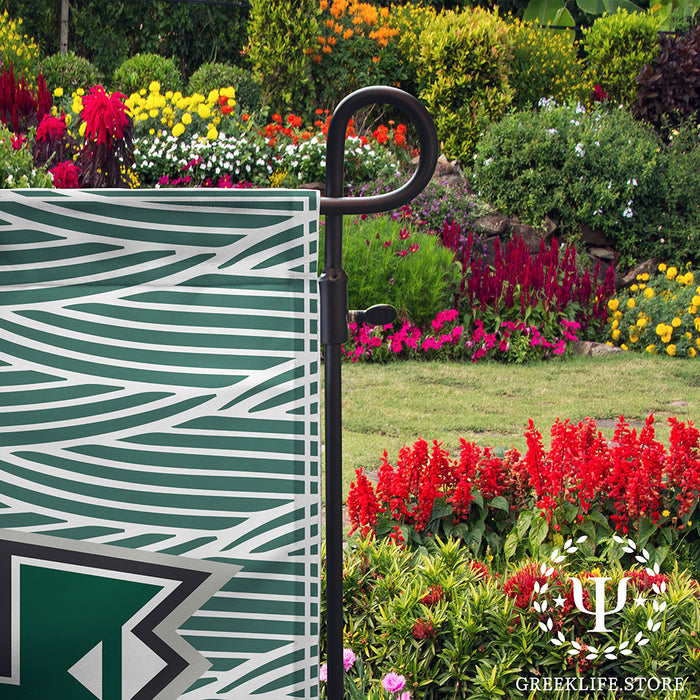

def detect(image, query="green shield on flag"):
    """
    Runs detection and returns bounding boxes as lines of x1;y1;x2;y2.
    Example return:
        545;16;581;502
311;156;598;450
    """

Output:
0;188;321;699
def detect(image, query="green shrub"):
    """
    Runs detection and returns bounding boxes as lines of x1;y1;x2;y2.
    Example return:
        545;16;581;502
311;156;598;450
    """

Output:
40;51;101;94
633;23;700;133
471;101;662;262
340;216;460;328
246;0;318;117
508;20;592;109
0;9;39;84
0;124;51;187
186;62;261;113
416;8;514;166
583;9;661;105
606;263;700;356
324;536;700;699
111;53;182;96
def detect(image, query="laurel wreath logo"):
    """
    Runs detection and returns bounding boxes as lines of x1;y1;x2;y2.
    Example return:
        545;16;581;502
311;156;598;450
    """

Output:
534;535;666;660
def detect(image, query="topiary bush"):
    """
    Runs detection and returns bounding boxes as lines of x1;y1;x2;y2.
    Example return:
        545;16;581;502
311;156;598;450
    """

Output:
582;9;661;106
633;23;700;133
111;53;182;96
416;8;513;166
186;62;261;113
508;20;592;110
471;100;663;263
40;51;102;94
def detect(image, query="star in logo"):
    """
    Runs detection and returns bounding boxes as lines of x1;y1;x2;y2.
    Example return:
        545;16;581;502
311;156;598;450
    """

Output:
634;595;647;607
553;594;567;607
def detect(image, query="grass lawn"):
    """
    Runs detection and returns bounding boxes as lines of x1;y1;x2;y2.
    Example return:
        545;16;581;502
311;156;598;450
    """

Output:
336;352;700;496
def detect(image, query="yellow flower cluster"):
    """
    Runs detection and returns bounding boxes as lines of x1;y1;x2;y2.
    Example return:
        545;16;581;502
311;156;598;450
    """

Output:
389;3;437;67
508;19;593;109
607;263;700;358
125;82;236;141
0;10;40;86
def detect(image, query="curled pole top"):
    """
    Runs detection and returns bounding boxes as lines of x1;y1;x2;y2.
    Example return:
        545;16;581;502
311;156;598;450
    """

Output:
319;86;439;216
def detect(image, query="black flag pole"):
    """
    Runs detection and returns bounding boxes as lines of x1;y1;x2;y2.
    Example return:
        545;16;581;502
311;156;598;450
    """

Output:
319;86;438;699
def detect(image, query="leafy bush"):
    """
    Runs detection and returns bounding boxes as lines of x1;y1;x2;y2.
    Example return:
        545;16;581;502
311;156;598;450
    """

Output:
341;216;460;328
471;100;663;262
633;23;700;133
245;0;318;117
310;0;409;111
40;51;102;94
350;177;488;234
606;263;700;357
324;536;700;699
0;124;51;187
186;62;261;113
416;8;513;165
507;20;592;110
111;53;182;96
0;9;39;84
582;9;661;105
387;2;437;97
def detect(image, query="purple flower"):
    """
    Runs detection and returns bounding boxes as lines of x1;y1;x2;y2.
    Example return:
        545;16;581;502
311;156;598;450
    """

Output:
382;672;407;694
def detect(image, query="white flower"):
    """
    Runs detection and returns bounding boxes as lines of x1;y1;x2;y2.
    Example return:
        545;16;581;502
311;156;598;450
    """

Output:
483;157;493;167
547;128;558;137
575;143;585;157
623;207;633;218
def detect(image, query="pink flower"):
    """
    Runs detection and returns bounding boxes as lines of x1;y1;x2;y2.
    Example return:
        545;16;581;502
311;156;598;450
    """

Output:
398;693;411;700
319;664;327;682
343;648;356;671
382;672;407;694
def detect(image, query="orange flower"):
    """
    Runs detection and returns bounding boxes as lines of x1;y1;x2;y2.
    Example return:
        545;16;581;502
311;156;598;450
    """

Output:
317;35;326;44
320;0;328;9
343;28;354;39
327;35;337;45
322;45;332;53
372;55;380;63
220;104;233;115
312;54;322;63
330;0;348;18
241;113;250;121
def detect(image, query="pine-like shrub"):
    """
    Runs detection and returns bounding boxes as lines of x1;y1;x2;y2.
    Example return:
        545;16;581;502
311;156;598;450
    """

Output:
40;51;101;94
245;0;318;117
508;20;592;110
416;8;513;165
582;9;661;105
111;53;182;96
186;62;261;113
633;23;700;133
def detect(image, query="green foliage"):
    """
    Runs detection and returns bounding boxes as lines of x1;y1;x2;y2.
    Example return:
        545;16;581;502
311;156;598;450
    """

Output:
39;51;101;94
471;101;663;261
633;24;700;133
0;0;249;81
186;63;261;114
416;8;514;165
605;263;700;356
582;9;661;105
245;0;318;117
0;9;38;84
324;536;700;699
0;124;51;187
341;216;459;328
112;53;182;96
507;20;593;109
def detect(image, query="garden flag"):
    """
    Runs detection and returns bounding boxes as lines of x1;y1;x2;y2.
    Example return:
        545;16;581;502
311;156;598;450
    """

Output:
0;188;321;699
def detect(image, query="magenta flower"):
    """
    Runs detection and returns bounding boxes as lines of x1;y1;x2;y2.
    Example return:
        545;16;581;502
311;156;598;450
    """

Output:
80;85;129;144
382;672;407;694
49;161;81;188
343;648;356;671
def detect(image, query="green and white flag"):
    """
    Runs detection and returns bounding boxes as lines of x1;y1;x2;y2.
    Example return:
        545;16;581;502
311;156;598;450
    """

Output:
0;189;321;699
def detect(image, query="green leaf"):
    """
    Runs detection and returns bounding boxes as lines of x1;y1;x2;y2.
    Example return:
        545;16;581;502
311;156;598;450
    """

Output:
431;498;454;522
529;515;549;552
517;510;534;539
637;516;658;548
576;0;605;13
504;530;519;561
489;496;509;512
523;0;570;23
